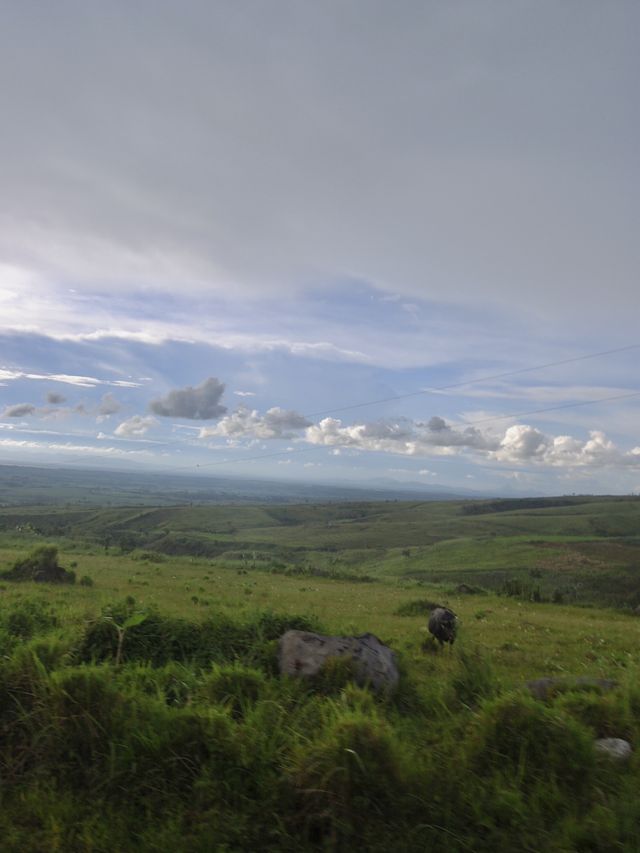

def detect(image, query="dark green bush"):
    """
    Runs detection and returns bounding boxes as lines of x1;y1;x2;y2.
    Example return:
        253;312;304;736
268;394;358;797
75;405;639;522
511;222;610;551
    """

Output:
3;545;75;584
287;709;411;846
3;598;59;639
80;601;322;671
197;663;265;718
469;694;595;794
395;598;440;616
556;690;634;739
115;661;199;707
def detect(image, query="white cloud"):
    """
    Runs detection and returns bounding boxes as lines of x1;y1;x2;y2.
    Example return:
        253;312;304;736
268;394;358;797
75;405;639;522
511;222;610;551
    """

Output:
115;415;158;438
0;437;153;459
0;367;140;388
199;406;311;441
305;416;496;456
304;415;640;471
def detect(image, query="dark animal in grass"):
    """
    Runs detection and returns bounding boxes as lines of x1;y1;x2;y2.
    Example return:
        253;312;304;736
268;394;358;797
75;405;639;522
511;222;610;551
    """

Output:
428;607;457;646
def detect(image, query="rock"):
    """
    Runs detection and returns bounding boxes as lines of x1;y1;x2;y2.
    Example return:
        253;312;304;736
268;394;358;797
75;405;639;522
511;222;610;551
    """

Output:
525;676;617;701
278;630;399;693
594;738;632;761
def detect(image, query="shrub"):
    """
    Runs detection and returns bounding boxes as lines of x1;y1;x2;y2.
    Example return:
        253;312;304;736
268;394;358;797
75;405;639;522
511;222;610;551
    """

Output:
80;601;322;671
395;599;440;617
197;663;265;718
556;690;633;739
469;694;595;795
3;545;75;584
79;575;94;587
2;598;59;640
287;709;410;845
115;661;199;707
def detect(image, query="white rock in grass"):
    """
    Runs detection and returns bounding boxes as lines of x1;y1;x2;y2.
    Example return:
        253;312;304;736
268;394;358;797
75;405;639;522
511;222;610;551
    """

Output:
594;738;632;761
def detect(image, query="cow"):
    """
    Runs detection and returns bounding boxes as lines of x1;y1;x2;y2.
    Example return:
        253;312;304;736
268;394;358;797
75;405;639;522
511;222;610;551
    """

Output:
428;607;457;646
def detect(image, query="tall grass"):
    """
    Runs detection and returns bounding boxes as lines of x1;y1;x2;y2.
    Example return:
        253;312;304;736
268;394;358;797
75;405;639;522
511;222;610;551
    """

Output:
0;593;639;851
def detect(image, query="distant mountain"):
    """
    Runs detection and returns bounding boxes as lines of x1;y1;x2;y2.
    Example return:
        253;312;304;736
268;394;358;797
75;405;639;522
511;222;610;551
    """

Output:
364;477;489;498
0;463;484;507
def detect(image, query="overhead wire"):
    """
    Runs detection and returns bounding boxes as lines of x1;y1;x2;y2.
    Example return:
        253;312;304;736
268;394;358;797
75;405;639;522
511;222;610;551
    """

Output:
302;343;640;419
188;383;640;471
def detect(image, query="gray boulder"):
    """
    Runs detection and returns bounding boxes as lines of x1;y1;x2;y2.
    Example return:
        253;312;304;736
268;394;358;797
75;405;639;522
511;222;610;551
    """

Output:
278;630;399;693
595;738;632;761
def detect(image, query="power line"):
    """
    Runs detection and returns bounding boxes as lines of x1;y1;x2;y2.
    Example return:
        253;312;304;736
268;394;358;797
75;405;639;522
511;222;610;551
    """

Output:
176;343;640;470
303;343;640;419
187;387;640;470
462;389;640;428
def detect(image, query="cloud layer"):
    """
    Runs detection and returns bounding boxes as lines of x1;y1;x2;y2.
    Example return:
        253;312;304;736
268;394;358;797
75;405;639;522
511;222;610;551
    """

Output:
0;2;637;333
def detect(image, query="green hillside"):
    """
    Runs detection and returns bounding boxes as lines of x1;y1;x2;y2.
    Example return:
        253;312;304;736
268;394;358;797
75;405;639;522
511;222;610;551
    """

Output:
1;496;640;850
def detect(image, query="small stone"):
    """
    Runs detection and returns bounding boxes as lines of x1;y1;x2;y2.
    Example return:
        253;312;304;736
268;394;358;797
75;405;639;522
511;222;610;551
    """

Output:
594;738;632;761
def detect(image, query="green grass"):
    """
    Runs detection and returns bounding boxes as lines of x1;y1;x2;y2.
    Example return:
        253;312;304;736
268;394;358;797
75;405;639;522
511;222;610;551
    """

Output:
0;495;639;849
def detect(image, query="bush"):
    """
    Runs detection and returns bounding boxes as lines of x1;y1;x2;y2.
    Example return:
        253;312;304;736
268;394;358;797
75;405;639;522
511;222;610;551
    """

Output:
469;694;595;795
556;690;633;740
287;709;410;845
2;598;59;640
395;599;440;617
197;663;265;718
3;545;75;584
80;601;322;671
115;661;199;707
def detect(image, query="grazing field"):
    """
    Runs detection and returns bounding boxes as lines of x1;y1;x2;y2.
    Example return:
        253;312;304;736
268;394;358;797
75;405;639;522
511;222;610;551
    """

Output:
0;495;640;850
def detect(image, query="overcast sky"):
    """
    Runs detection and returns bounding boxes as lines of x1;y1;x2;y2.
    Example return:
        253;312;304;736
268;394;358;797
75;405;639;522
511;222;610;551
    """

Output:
0;1;638;495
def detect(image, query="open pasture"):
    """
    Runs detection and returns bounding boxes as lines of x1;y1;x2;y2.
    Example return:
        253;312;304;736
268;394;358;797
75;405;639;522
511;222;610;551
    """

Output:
1;496;640;851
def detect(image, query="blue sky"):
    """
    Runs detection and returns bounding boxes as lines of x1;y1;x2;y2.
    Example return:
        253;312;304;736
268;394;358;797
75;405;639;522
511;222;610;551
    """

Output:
0;1;639;495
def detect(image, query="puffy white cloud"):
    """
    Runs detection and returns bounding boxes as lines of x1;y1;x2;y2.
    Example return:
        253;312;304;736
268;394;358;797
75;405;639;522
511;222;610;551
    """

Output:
305;416;497;456
115;415;158;437
304;415;640;471
150;377;226;420
494;427;640;468
199;406;311;441
494;425;548;461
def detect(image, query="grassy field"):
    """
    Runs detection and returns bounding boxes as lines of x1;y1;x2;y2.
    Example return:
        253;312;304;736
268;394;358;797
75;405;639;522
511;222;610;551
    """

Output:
0;495;640;850
1;494;639;604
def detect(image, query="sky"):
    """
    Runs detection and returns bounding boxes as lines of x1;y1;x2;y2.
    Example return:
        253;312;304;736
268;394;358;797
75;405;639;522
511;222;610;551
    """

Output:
0;1;639;496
